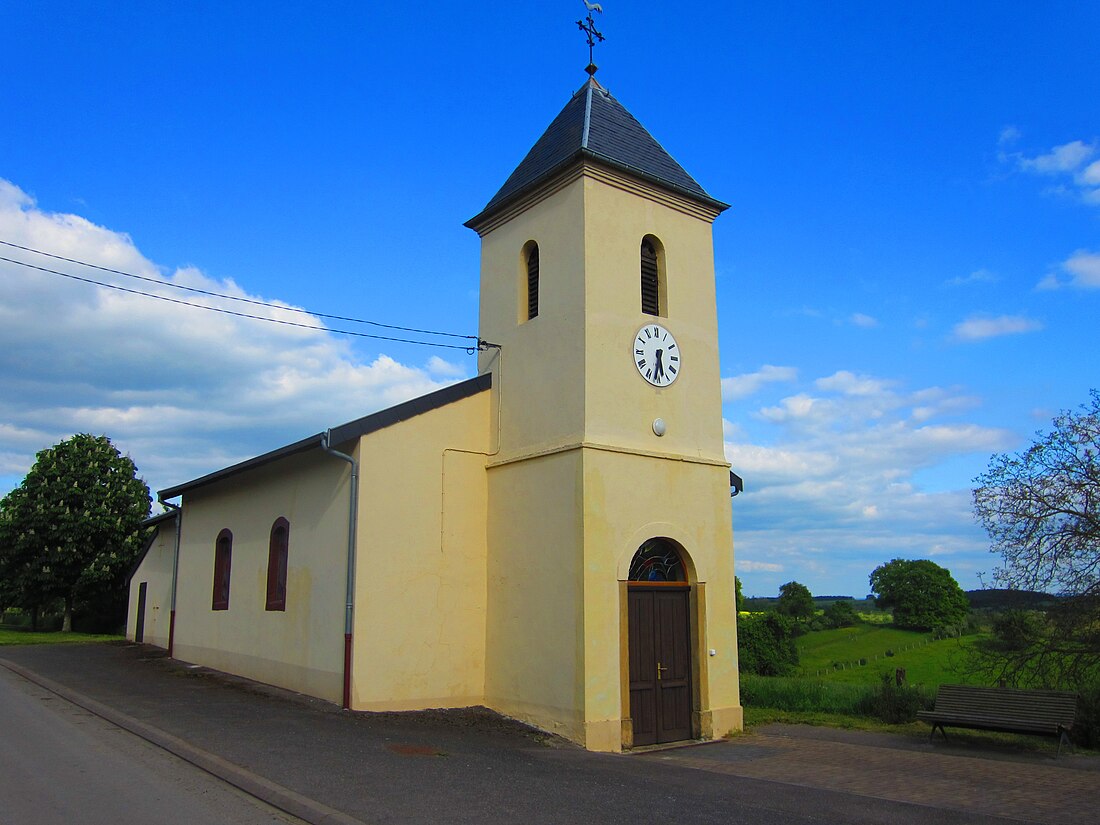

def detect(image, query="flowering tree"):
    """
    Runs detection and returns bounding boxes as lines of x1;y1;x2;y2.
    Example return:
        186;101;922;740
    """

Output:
0;434;150;631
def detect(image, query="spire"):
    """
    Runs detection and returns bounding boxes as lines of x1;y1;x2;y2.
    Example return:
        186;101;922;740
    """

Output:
466;79;727;229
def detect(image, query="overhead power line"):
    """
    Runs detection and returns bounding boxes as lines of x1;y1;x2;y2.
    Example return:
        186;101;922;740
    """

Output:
0;239;488;352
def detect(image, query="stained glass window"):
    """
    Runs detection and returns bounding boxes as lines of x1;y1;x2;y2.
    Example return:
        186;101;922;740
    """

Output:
628;538;685;582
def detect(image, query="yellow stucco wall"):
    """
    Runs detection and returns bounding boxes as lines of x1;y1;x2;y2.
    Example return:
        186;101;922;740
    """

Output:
172;449;351;703
581;173;727;461
126;522;176;649
350;388;491;711
475;166;741;750
477;178;588;460
484;450;586;741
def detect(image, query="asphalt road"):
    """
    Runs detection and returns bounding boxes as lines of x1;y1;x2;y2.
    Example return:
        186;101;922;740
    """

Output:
0;666;302;825
3;643;1069;825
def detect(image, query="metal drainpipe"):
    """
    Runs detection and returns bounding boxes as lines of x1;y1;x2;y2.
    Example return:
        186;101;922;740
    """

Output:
321;430;359;711
158;497;183;657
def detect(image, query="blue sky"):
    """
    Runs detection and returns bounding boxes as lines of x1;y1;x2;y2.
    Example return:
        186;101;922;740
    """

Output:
2;3;1097;598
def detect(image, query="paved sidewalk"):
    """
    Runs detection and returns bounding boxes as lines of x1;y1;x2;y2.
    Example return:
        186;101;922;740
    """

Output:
1;643;1096;825
649;728;1099;825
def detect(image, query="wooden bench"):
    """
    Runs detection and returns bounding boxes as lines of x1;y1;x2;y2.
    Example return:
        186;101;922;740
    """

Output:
917;685;1077;755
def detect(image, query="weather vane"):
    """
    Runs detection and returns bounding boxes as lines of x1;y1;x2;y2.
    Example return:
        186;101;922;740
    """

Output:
577;1;605;77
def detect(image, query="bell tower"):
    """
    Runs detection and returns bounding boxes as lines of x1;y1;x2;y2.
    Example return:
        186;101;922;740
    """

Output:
466;78;742;750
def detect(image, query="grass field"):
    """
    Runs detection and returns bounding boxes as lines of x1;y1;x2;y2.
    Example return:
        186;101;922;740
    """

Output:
795;623;986;686
0;628;122;646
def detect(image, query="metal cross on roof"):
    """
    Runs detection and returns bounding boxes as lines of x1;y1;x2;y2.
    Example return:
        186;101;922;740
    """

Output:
576;1;605;77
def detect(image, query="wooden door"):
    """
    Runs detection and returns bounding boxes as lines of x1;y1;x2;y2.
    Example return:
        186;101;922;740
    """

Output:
628;587;692;746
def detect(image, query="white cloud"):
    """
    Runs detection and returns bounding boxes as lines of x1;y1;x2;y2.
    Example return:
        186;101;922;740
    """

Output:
815;370;893;397
721;364;797;401
951;314;1043;341
998;125;1021;146
1018;140;1095;174
1006;137;1100;205
426;355;467;378
849;312;878;328
726;372;1015;596
0;179;469;498
758;393;819;423
1037;249;1100;290
1080;160;1100;186
945;268;997;287
737;560;784;573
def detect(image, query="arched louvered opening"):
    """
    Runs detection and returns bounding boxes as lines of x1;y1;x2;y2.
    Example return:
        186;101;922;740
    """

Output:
526;243;540;320
641;237;661;316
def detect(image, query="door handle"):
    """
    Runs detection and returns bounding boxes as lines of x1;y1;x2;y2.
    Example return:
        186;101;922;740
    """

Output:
657;662;668;681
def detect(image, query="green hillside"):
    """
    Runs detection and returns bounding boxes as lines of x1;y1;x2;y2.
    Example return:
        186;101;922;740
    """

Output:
795;624;986;687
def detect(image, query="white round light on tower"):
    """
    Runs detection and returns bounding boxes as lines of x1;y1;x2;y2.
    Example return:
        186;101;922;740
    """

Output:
652;418;666;437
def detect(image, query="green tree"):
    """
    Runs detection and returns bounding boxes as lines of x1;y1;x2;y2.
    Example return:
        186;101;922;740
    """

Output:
0;494;59;628
735;575;744;612
0;434;150;631
869;559;969;631
823;598;859;628
737;612;799;676
972;391;1100;687
776;580;814;621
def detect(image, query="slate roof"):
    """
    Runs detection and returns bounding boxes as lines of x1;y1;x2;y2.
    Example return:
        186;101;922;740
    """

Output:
468;78;727;226
158;373;492;500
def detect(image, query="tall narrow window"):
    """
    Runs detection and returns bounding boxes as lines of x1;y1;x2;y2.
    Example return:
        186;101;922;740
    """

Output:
266;517;289;611
212;529;233;611
526;244;540;320
641;238;661;316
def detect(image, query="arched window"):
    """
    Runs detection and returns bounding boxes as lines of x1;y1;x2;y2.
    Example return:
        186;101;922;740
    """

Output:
526;243;540;320
640;237;661;316
212;529;233;610
628;538;686;582
266;517;289;611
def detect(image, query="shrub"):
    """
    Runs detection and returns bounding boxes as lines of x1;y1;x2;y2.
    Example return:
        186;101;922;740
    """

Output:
738;613;799;676
740;676;868;714
740;673;936;722
1072;682;1100;749
856;673;934;723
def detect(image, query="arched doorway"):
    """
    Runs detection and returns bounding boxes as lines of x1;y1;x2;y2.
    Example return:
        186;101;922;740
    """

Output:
627;538;693;746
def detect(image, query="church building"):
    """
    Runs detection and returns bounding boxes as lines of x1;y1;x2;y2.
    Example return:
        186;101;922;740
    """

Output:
128;73;743;751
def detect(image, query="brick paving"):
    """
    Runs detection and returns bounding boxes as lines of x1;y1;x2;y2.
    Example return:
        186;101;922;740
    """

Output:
644;729;1100;825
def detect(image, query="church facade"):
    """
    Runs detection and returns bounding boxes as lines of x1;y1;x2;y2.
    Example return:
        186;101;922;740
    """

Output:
128;77;743;751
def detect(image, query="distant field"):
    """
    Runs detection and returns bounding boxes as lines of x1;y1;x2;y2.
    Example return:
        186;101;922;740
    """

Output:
0;629;122;646
796;624;986;687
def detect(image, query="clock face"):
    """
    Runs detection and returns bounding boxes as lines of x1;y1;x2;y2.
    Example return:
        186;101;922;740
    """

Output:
633;324;680;387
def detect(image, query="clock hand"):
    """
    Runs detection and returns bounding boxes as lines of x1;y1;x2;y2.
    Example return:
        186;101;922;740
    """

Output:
654;349;665;381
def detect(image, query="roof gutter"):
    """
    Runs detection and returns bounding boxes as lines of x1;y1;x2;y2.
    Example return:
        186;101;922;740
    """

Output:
158;497;183;656
321;429;359;711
